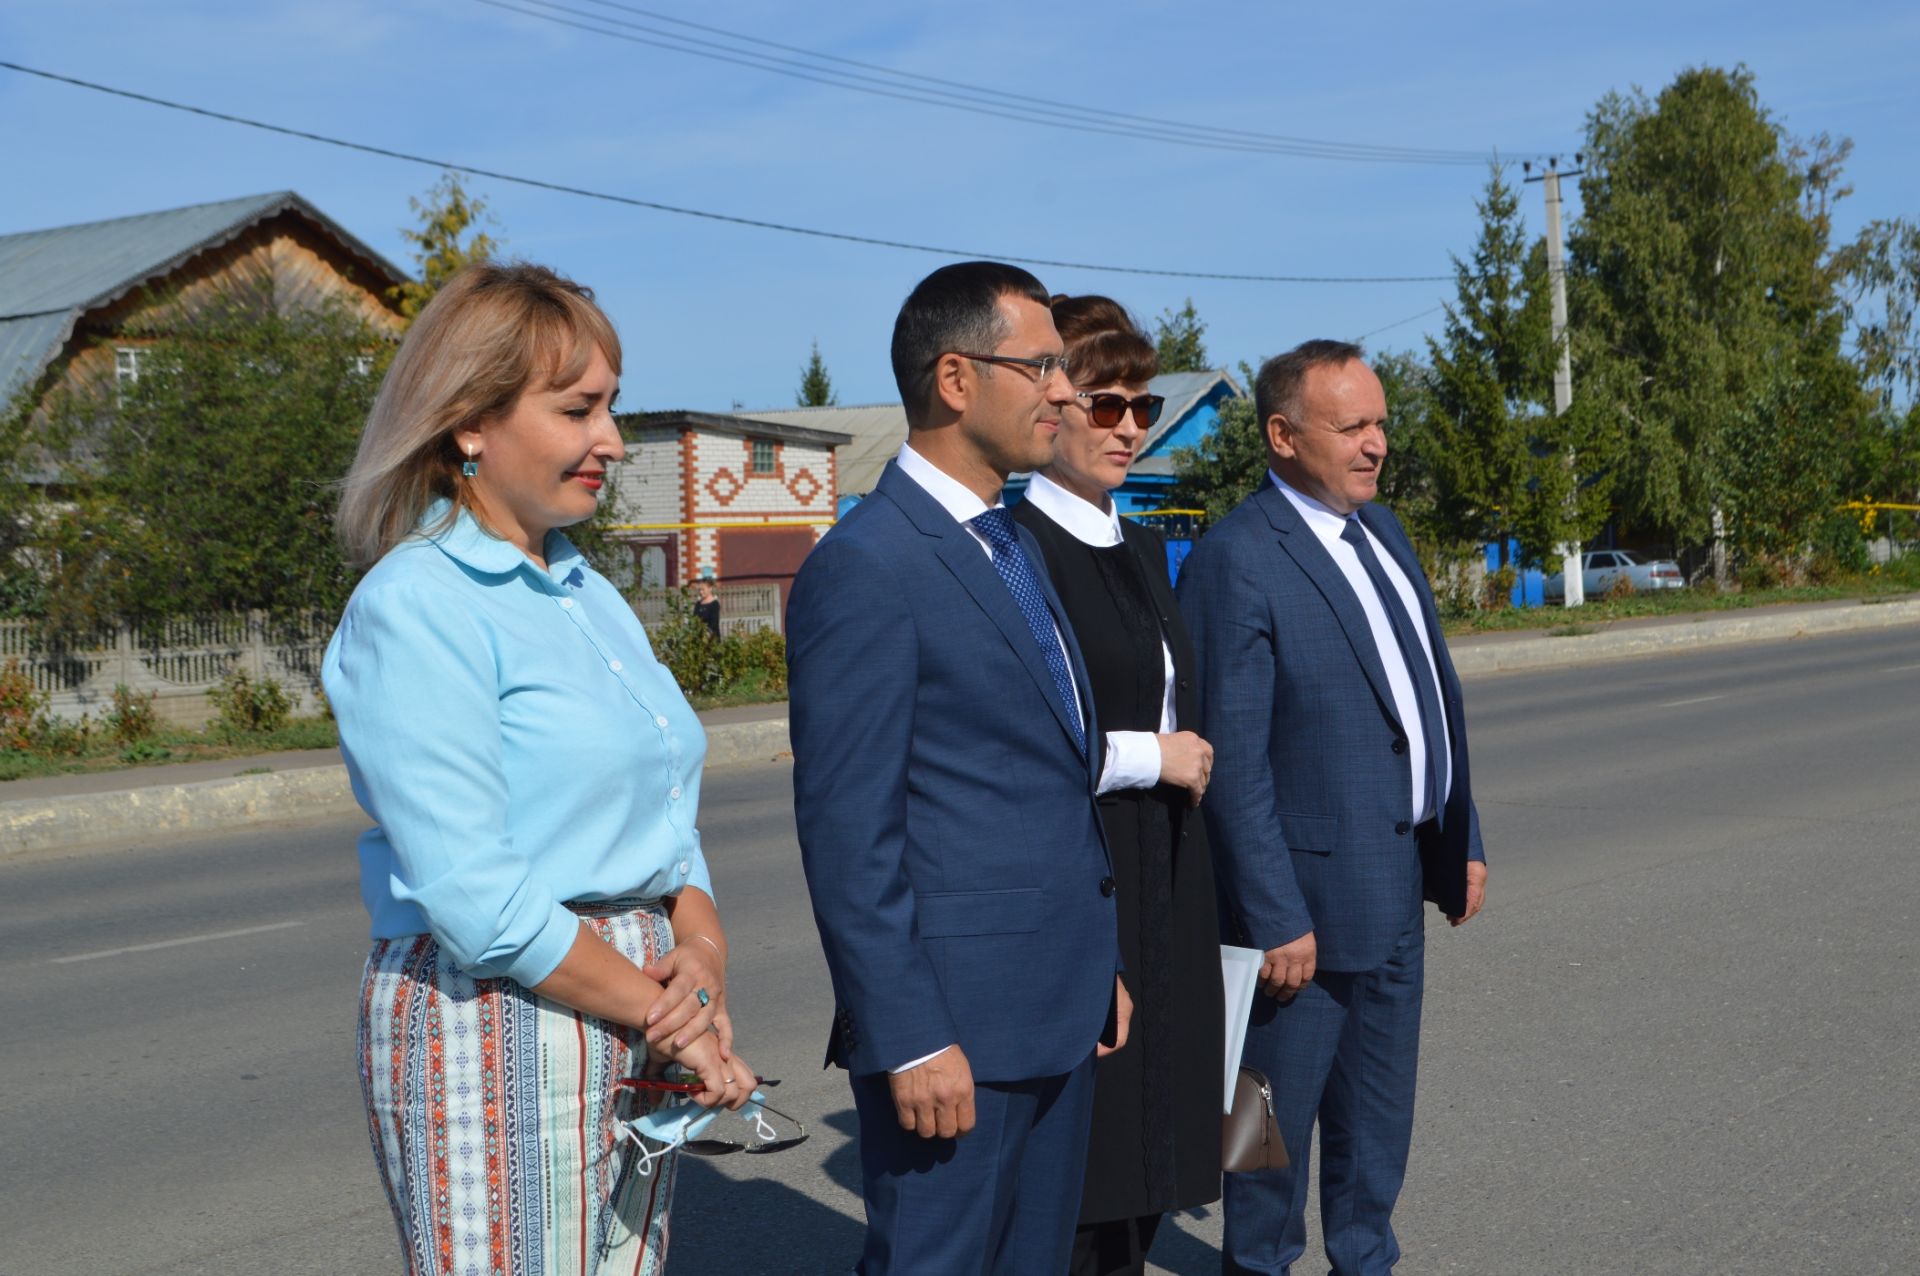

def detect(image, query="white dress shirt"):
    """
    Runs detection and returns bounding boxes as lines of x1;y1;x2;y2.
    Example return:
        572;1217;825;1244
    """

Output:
1269;472;1452;823
1022;473;1174;795
888;443;1089;1073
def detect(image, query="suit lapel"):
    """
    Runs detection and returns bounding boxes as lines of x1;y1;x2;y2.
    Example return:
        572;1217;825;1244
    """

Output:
878;463;1088;758
1258;484;1407;733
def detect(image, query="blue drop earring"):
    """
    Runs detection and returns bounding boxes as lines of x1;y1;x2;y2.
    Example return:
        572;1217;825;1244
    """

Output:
461;444;479;478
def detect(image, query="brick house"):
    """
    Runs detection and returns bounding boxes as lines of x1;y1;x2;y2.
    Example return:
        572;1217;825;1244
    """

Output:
608;410;850;625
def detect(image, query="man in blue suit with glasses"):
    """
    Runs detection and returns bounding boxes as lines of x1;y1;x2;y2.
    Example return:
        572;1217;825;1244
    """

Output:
1178;340;1489;1275
787;261;1131;1274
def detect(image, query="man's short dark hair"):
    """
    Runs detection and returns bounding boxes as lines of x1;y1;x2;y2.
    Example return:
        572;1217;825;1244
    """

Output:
891;261;1052;426
1254;338;1367;431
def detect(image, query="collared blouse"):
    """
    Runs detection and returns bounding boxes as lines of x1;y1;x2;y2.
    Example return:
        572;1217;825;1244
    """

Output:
322;501;711;987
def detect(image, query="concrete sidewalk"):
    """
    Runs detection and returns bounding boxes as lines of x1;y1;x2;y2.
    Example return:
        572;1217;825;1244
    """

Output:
0;700;791;857
4;594;1916;857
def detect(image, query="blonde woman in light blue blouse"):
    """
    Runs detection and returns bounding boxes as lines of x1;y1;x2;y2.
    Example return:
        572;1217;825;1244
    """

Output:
325;262;755;1274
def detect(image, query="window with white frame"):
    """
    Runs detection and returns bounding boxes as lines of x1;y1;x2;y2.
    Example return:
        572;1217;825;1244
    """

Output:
114;346;146;387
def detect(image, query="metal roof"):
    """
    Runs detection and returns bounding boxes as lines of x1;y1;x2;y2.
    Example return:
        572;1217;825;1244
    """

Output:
622;409;852;449
737;403;909;496
0;191;407;402
742;369;1244;497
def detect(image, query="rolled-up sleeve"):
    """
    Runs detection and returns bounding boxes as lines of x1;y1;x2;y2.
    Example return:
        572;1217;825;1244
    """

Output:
325;584;580;985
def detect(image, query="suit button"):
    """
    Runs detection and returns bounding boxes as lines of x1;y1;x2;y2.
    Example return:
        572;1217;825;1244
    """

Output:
1100;877;1117;897
1178;678;1192;690
1395;820;1411;835
1391;738;1407;755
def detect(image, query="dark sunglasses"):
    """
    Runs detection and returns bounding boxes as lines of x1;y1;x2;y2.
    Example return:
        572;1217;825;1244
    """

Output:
615;1076;810;1156
1077;392;1165;429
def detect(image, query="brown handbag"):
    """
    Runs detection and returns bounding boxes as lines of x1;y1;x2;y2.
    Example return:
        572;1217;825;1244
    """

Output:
1222;1066;1289;1172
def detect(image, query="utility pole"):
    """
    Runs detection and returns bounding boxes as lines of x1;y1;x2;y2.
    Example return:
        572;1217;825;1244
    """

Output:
1525;155;1585;606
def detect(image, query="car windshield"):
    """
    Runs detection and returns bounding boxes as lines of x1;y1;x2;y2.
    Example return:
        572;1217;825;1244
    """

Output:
1615;550;1645;565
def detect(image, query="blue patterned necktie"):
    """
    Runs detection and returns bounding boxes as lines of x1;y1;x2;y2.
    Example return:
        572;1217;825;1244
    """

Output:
969;507;1086;756
1340;517;1447;825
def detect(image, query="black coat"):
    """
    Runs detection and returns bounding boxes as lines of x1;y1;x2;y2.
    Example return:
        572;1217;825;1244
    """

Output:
1014;498;1225;1223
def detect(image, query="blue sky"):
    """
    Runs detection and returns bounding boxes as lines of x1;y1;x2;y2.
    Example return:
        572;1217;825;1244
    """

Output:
3;1;1915;413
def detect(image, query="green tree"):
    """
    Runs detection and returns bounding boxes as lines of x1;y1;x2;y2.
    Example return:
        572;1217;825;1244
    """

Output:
390;172;501;323
1836;216;1920;407
1169;350;1443;535
1168;361;1262;523
1370;350;1448;553
1153;299;1210;372
795;339;838;406
39;283;385;625
1422;165;1553;564
1570;65;1863;559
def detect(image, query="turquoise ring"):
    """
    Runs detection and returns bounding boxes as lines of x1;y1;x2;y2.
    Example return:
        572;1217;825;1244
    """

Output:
695;987;711;1008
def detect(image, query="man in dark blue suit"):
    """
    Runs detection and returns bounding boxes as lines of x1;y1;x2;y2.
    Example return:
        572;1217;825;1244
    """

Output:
1178;341;1489;1275
788;261;1132;1274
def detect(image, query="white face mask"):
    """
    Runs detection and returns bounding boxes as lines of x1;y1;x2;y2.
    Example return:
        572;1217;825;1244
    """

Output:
620;1090;780;1178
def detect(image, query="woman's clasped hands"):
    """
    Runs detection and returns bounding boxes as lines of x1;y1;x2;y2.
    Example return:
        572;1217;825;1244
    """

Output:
642;938;755;1110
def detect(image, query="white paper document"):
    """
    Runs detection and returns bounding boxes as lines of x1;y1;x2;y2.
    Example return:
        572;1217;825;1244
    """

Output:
1220;944;1265;1114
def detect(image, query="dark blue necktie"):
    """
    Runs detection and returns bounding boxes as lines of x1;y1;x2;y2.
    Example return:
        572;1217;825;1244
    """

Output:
970;507;1086;756
1340;517;1446;825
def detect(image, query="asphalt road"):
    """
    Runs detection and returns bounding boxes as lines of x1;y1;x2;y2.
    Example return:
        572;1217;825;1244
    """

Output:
2;625;1916;1275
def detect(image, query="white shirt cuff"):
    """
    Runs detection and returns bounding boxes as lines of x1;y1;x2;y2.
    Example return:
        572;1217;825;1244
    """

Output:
890;1044;953;1074
1097;730;1164;795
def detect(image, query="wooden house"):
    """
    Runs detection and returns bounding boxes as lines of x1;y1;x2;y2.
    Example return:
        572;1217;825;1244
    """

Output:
0;191;408;448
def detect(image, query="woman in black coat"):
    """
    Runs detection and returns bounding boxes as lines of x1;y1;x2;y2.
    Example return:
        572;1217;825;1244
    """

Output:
1013;295;1225;1275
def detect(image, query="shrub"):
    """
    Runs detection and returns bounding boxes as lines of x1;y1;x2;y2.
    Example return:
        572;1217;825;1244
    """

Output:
1482;565;1518;611
1602;574;1638;604
641;588;722;695
209;666;292;735
736;627;788;694
35;714;92;756
120;739;173;764
0;658;46;752
106;683;159;744
1737;554;1785;592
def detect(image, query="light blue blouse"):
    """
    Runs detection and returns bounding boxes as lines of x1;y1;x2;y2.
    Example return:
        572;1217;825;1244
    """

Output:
322;501;711;987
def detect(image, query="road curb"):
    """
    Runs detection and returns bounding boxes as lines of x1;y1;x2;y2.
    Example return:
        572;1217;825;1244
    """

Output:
1449;597;1920;676
4;601;1913;856
0;716;794;859
0;766;360;858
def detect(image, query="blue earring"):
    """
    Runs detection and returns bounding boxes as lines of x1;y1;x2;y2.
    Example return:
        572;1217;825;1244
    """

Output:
462;445;478;478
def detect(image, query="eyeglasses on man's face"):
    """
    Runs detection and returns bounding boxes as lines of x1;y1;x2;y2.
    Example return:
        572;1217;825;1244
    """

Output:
1075;392;1166;430
943;351;1072;383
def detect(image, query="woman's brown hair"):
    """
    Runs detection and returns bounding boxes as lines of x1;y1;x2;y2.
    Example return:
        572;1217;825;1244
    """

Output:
1049;293;1158;388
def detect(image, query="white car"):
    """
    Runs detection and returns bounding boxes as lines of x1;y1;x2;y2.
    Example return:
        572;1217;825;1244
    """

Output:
1543;549;1686;600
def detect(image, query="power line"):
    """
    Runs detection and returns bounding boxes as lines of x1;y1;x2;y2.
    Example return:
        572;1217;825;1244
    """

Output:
572;0;1509;162
1354;304;1446;343
0;61;1453;285
483;0;1518;166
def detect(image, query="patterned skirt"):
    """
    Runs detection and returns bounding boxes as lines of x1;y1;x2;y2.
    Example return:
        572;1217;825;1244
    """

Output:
358;900;677;1276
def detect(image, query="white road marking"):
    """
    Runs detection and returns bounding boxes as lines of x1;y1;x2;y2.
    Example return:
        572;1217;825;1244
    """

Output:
49;920;305;964
1883;662;1920;673
1657;693;1728;708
